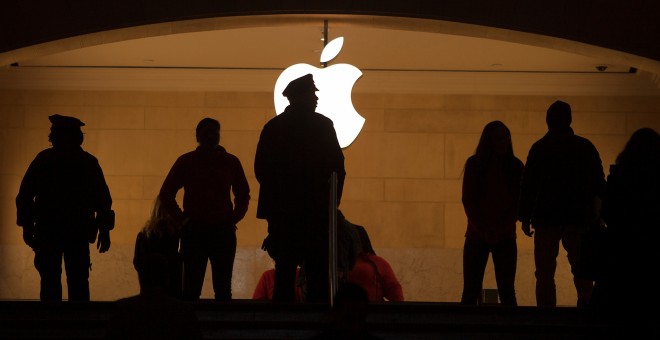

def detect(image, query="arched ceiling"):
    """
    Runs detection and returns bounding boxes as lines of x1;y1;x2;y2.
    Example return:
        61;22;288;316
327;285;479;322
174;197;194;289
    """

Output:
1;1;659;73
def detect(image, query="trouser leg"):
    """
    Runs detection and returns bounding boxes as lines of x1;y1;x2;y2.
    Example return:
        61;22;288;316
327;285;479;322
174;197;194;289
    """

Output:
34;241;63;302
181;228;207;301
63;241;90;301
563;229;593;307
210;229;236;302
460;237;489;305
302;228;329;304
492;238;518;306
267;218;301;302
534;227;560;307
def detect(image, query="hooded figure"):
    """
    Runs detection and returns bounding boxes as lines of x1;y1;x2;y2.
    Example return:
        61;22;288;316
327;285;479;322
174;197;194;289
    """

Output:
546;100;572;132
159;117;250;301
518;101;605;307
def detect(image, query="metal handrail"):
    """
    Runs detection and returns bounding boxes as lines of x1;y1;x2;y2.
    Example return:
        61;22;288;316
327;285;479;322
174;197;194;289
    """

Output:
328;171;338;306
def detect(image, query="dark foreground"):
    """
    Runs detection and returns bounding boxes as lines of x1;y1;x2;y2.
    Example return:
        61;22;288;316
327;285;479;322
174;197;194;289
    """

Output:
0;299;639;339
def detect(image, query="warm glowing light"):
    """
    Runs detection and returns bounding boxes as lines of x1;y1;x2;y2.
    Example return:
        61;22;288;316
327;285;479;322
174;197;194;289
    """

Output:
274;37;364;148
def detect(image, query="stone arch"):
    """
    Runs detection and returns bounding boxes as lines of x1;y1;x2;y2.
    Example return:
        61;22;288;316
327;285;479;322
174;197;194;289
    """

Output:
2;14;659;74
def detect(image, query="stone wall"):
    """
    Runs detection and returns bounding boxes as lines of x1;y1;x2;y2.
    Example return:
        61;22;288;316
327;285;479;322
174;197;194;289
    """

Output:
2;89;659;305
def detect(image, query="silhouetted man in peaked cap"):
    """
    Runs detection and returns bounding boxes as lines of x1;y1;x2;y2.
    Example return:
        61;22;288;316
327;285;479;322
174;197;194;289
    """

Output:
16;114;114;301
255;73;346;303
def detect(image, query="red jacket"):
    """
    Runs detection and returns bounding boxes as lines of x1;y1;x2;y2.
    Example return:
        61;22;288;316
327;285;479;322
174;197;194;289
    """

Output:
160;145;250;226
252;268;302;301
347;253;404;302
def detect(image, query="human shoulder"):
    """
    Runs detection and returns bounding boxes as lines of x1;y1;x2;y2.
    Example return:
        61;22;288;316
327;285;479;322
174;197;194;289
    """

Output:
465;155;479;165
464;155;484;172
573;134;597;147
174;150;198;162
314;111;334;123
80;149;101;163
220;147;241;162
35;148;54;158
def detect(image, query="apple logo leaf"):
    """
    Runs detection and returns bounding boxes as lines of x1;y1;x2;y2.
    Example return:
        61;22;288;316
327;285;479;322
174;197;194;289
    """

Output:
320;37;344;64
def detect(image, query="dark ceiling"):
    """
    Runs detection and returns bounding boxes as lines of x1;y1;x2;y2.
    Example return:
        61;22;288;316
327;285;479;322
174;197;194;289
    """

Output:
1;0;659;64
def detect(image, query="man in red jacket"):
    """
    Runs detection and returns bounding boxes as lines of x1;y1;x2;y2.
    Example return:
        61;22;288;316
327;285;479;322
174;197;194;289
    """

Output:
160;117;250;301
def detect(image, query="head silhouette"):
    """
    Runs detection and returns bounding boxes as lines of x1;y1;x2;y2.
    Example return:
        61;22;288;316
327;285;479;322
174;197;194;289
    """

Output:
546;100;572;131
282;74;318;111
616;127;660;165
475;120;513;160
48;114;84;147
196;118;220;148
143;196;179;238
354;224;376;256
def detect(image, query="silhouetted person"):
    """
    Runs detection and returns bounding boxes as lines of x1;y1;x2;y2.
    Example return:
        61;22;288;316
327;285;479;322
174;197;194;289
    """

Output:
590;128;660;334
159;117;250;301
255;73;346;303
518;101;605;307
16;114;114;302
105;253;202;339
336;210;361;284
461;121;523;306
346;220;404;302
133;196;183;299
310;282;380;339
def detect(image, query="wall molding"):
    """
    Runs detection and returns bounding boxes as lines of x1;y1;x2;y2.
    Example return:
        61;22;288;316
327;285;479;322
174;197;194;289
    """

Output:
1;66;659;96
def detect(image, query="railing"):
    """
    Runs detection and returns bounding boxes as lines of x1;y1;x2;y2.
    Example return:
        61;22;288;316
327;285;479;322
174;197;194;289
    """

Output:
328;171;338;306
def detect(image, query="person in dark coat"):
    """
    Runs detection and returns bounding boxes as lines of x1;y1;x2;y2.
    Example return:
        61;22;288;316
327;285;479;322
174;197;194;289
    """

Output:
518;101;606;307
16;114;114;301
254;73;346;303
590;128;660;335
159;117;250;301
461;121;523;306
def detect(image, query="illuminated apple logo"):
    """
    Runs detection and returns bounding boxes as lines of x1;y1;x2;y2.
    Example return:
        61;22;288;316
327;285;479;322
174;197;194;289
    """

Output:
274;37;364;148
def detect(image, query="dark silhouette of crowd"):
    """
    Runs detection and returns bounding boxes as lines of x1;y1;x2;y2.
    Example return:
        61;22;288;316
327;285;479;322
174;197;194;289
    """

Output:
14;82;659;337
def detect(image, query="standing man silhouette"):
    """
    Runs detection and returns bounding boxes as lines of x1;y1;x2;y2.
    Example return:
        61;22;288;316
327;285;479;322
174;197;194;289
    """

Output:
160;117;250;301
518;101;605;307
16;114;114;301
255;74;346;303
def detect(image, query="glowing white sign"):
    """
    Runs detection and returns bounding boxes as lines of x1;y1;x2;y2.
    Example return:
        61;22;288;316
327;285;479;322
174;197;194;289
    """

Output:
274;37;364;148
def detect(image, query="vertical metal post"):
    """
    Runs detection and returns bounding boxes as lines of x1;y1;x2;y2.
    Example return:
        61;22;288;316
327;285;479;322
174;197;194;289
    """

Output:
322;20;328;68
323;19;337;306
328;171;338;307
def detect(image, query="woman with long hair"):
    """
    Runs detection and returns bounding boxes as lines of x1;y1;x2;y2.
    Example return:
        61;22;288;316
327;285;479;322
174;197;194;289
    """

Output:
133;196;183;298
461;120;523;306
